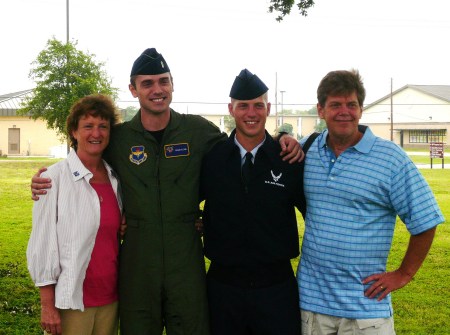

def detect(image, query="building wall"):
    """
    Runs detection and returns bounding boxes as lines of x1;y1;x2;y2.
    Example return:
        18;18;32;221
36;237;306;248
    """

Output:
0;116;66;156
200;114;320;139
2;112;322;156
353;121;449;149
361;87;449;149
3;85;449;156
362;89;450;123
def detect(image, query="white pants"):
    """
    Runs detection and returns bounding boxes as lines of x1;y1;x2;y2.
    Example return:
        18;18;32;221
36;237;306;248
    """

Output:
301;310;396;335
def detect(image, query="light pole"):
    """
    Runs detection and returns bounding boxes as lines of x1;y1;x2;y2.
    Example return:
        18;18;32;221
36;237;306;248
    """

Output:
390;78;393;141
280;90;286;126
66;0;69;43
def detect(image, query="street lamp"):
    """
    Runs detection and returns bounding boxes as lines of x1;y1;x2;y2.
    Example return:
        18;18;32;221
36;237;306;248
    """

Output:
280;90;286;126
66;0;69;43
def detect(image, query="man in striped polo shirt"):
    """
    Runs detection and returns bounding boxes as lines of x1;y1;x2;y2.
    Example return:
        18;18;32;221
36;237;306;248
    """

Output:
298;69;444;335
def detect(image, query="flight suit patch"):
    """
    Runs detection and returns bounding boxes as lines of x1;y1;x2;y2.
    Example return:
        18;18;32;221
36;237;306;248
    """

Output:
164;143;190;158
129;145;148;165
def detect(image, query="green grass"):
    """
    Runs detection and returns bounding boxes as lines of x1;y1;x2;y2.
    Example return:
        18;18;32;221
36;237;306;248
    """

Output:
0;159;60;334
409;155;446;165
0;158;448;334
406;147;446;165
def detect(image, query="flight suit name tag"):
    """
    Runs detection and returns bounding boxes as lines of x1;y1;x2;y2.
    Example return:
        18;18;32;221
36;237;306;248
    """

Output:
165;143;190;158
129;145;148;165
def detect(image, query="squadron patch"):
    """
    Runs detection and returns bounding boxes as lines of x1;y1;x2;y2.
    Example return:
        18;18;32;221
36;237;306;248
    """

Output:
164;143;190;158
129;145;148;165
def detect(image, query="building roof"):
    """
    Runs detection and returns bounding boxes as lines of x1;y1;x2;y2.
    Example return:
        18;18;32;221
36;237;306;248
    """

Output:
0;89;33;116
408;85;450;102
366;85;450;108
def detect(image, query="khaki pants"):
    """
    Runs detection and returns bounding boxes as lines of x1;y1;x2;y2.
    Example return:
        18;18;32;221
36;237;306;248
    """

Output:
301;310;396;335
45;301;118;335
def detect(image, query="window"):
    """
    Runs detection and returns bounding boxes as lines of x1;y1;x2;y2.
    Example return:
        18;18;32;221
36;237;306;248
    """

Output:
409;129;446;143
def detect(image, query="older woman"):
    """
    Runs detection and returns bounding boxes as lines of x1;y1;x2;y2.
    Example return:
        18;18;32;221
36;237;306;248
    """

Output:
27;94;122;335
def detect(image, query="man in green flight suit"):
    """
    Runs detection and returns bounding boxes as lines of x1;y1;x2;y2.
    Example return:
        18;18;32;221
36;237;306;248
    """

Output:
106;48;227;334
31;48;302;335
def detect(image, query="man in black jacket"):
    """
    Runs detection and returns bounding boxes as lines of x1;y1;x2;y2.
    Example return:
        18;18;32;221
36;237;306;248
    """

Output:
200;69;304;335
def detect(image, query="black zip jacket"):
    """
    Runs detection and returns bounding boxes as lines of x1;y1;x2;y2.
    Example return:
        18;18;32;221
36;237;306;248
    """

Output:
200;130;305;267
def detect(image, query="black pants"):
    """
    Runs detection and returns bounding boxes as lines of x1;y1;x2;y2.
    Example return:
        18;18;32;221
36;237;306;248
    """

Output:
206;262;300;335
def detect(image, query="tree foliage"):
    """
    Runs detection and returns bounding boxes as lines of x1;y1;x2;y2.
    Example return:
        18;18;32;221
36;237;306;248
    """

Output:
314;119;327;132
268;0;315;22
224;115;236;133
277;123;294;135
305;105;318;115
122;106;139;121
17;38;118;140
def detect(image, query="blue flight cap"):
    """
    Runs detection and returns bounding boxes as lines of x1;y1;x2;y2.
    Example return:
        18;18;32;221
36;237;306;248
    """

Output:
130;48;170;76
229;69;268;100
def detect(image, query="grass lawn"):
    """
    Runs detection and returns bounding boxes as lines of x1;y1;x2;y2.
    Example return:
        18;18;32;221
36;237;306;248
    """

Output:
0;157;448;334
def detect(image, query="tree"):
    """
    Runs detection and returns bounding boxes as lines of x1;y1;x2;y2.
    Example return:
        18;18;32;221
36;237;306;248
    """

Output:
122;106;139;121
305;105;318;115
314;119;327;132
277;123;294;135
224;115;236;133
268;0;315;22
18;38;118;142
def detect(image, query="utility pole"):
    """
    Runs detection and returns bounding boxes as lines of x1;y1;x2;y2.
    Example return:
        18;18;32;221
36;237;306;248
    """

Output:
390;78;393;141
66;0;69;43
65;0;70;154
275;72;278;132
280;90;286;126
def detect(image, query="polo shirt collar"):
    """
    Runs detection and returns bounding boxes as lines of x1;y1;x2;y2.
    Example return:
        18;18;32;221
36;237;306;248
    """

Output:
319;125;375;154
353;125;376;154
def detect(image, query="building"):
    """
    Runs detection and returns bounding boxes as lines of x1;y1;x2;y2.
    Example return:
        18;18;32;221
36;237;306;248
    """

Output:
0;90;66;157
1;84;448;156
198;113;319;140
361;85;449;149
205;85;450;150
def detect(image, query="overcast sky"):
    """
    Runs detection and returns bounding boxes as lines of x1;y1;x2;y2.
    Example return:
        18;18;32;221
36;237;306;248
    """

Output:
2;0;450;113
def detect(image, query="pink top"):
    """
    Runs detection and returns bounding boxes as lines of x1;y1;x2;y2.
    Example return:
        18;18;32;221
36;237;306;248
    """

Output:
83;182;121;307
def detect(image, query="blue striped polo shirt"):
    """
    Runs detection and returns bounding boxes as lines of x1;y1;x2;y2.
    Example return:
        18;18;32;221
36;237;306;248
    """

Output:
297;126;444;319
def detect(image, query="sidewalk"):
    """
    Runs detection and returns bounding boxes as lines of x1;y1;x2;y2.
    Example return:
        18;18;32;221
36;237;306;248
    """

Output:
405;151;448;169
416;163;450;170
415;163;449;169
405;151;449;157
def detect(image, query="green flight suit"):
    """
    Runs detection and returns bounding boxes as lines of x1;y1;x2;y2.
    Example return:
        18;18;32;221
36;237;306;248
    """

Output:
105;109;227;335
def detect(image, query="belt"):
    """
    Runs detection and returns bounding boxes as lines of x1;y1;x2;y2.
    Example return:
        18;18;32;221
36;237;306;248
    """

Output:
207;261;293;288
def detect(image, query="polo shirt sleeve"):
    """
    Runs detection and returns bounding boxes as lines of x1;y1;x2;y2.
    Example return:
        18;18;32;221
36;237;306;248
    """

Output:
390;155;444;235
